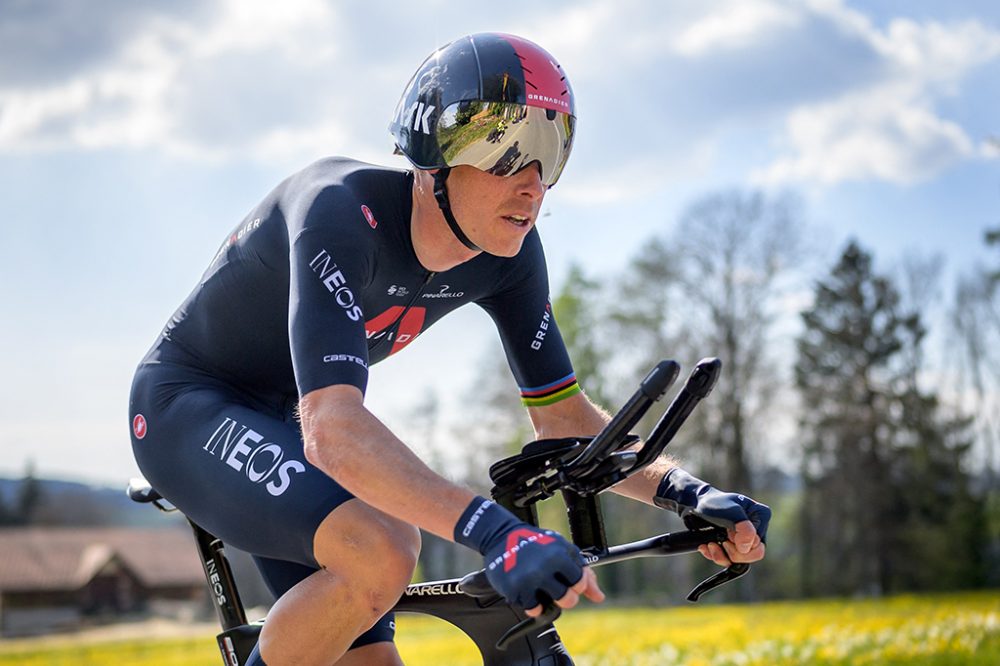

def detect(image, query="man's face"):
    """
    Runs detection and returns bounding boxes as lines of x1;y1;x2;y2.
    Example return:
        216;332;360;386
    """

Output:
445;163;546;257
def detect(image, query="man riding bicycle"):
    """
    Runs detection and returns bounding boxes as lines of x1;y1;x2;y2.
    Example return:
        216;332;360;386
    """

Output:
128;33;770;666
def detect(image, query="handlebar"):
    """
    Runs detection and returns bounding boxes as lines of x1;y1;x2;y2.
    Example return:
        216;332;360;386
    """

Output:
474;358;749;650
459;520;750;650
566;360;679;474
488;357;724;503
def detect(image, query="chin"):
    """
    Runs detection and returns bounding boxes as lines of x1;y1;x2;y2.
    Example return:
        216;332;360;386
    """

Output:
484;238;525;258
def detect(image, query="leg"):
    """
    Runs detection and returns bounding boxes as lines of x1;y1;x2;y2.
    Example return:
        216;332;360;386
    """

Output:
251;557;404;665
256;499;420;664
130;363;417;664
335;642;405;666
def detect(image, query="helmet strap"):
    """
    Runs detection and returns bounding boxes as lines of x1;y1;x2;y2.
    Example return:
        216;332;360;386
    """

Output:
432;169;482;253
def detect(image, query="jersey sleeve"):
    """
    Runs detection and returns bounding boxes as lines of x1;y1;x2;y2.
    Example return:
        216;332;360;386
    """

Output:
477;232;581;407
287;189;374;398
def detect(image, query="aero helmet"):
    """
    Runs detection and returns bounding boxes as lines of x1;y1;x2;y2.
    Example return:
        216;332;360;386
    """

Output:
390;33;576;251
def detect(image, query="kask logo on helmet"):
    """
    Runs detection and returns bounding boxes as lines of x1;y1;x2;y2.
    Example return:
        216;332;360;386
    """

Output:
396;100;436;135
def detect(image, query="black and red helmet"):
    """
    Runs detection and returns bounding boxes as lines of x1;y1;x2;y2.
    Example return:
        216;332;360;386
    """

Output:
390;33;576;188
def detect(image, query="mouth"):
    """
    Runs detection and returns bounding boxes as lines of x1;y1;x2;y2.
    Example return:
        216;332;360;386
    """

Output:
502;214;532;228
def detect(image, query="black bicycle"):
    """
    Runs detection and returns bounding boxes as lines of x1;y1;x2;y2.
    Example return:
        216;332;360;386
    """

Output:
128;358;750;665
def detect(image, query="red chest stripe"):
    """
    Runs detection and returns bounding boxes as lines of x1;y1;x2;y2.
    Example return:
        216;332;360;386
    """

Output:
366;306;427;355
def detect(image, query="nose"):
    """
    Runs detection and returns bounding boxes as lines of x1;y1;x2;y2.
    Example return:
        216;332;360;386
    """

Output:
514;163;545;200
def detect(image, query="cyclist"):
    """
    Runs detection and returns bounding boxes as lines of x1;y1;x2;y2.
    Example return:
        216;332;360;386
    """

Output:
128;33;770;666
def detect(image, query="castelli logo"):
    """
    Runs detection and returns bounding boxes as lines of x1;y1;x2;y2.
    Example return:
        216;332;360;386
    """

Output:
133;414;148;440
361;205;378;229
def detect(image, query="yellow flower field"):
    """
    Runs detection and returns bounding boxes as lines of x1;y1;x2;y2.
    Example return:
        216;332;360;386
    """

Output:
1;591;996;665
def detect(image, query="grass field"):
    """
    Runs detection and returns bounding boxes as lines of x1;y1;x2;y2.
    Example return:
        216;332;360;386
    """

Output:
1;591;996;665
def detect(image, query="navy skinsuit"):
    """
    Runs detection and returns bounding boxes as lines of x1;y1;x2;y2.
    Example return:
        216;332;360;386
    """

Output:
129;157;580;647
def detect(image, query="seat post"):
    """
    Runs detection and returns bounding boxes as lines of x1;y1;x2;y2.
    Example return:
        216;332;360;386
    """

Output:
188;519;248;630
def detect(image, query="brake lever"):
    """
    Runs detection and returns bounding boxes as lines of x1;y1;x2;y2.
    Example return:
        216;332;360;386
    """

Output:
495;602;561;651
458;571;562;651
680;512;751;602
687;563;750;601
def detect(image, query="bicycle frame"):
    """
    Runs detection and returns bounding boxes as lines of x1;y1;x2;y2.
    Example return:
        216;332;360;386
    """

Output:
128;358;749;666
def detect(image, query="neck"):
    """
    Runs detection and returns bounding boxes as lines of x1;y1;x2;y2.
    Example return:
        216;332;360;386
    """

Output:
410;174;480;272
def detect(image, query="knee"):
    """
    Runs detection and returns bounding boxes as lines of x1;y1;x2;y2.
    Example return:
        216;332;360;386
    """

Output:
351;520;420;625
314;504;421;618
368;519;421;591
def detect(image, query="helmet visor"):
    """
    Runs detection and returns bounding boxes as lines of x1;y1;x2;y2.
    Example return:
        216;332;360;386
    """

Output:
436;101;575;187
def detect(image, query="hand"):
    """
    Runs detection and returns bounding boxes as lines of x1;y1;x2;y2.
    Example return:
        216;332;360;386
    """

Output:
654;468;771;567
527;566;604;617
454;497;605;615
697;520;766;567
482;524;605;616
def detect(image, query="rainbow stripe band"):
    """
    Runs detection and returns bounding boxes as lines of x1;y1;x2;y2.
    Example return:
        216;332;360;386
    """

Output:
520;373;582;407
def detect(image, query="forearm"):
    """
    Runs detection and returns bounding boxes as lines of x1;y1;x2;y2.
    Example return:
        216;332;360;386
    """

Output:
609;454;677;504
300;388;474;542
528;392;677;505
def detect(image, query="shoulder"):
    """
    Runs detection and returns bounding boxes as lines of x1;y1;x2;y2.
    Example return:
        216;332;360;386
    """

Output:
503;227;549;282
475;228;550;302
282;157;410;237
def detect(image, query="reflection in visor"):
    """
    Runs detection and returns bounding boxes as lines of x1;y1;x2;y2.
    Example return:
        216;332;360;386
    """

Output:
436;101;575;186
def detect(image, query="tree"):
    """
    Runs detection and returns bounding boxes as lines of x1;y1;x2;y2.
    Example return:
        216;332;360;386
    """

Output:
797;241;984;595
949;229;1000;584
551;264;613;408
613;190;804;493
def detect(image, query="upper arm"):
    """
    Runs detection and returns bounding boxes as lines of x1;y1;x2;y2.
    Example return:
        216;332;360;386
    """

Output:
287;189;374;398
478;232;581;408
526;390;609;440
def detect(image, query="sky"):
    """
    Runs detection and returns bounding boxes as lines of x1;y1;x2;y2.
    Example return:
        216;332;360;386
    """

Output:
1;0;998;486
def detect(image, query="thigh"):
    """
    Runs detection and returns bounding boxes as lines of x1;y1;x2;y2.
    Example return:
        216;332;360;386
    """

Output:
253;555;398;649
130;361;352;567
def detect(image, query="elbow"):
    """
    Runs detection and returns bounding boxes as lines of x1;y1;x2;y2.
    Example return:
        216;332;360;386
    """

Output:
299;402;359;478
298;384;368;485
299;386;363;478
301;433;327;471
302;415;353;477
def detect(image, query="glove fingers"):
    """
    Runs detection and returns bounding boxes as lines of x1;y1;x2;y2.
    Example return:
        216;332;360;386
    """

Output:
554;564;584;589
747;503;772;544
682;505;736;531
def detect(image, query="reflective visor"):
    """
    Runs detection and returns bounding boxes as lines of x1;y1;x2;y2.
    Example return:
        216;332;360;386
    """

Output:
436;101;575;187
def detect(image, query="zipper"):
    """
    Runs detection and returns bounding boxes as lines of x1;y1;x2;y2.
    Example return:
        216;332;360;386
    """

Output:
367;271;436;355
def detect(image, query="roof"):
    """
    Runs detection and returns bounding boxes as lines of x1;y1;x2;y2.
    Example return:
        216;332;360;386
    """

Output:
0;528;205;593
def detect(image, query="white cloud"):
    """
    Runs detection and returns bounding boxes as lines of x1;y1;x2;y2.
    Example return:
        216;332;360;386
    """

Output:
983;137;1000;159
752;85;976;186
0;0;347;163
674;0;801;57
754;0;1000;186
557;140;719;205
2;0;998;189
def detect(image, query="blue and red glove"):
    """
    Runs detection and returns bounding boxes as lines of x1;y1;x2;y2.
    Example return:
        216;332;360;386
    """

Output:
654;468;771;543
455;496;585;610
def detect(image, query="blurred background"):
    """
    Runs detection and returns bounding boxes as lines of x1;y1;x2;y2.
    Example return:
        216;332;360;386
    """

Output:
1;0;998;662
